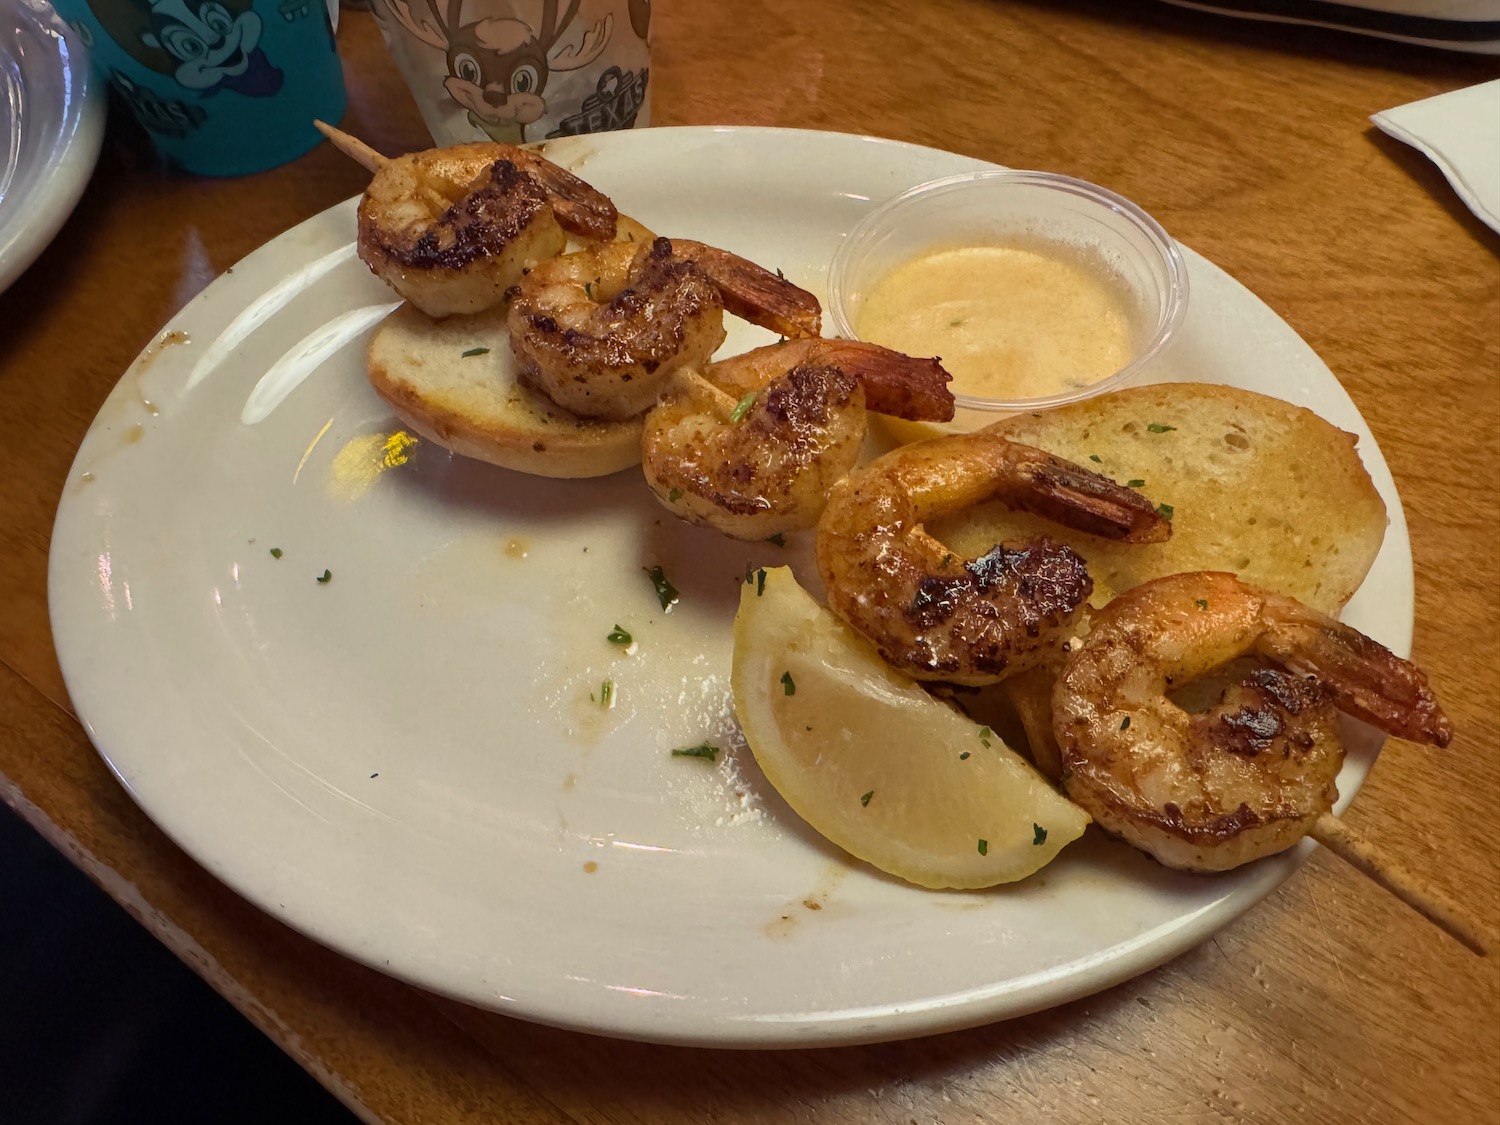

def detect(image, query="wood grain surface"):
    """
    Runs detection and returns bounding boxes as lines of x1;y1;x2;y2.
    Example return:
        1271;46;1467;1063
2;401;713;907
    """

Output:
1;1;1496;1121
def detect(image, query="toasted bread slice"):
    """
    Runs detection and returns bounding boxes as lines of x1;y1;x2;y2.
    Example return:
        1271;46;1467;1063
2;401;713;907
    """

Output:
367;303;644;479
929;382;1388;616
935;382;1389;775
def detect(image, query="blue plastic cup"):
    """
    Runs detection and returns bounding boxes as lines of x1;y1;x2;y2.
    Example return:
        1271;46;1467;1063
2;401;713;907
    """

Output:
51;0;347;176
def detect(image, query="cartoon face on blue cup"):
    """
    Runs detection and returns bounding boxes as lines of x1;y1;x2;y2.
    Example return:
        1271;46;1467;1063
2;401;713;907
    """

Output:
135;0;284;95
53;0;346;175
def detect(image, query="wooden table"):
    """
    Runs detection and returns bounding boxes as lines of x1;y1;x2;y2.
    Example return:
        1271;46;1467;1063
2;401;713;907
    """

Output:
3;1;1497;1120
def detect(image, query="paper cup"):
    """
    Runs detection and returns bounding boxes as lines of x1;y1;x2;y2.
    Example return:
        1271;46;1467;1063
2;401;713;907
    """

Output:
370;0;651;146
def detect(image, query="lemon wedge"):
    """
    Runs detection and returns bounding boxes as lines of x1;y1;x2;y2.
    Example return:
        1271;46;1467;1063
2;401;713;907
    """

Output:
731;566;1090;889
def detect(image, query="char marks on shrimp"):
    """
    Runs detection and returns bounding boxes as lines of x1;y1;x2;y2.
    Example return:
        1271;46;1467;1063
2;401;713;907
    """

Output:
1053;571;1451;872
382;160;550;271
816;429;1171;686
643;340;954;540
356;141;618;318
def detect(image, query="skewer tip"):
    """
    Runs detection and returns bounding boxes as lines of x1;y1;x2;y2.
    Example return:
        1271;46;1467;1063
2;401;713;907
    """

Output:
312;120;389;173
1312;812;1492;957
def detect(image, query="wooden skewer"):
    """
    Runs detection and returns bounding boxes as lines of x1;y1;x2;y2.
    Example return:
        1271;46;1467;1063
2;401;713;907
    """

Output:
314;120;389;172
1311;812;1491;956
314;121;453;217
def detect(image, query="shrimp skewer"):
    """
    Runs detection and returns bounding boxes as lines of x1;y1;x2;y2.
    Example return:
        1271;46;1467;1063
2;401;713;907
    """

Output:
1052;571;1451;871
318;119;617;238
318;122;618;318
1051;570;1487;953
642;339;953;540
815;430;1171;685
506;237;822;421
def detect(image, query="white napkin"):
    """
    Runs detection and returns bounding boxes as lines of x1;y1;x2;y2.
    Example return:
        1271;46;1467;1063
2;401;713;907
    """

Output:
1371;79;1500;235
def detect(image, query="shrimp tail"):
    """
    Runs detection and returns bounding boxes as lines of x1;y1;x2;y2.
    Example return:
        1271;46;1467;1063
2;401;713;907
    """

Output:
997;443;1173;544
813;341;954;422
667;240;823;339
512;152;619;241
1258;595;1453;747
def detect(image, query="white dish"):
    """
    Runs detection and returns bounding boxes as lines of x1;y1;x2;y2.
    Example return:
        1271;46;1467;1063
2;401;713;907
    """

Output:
0;0;104;295
48;126;1410;1048
1160;0;1500;53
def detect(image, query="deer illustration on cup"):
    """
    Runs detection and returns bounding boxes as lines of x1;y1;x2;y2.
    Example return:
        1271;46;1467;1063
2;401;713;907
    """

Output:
377;0;615;143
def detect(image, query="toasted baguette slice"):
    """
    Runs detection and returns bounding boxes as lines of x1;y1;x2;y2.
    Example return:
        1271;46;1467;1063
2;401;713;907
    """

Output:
930;382;1388;616
367;304;644;479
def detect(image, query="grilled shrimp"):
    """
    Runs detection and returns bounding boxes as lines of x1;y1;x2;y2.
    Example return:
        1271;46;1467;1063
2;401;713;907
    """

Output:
815;430;1171;685
507;237;823;421
642;339;954;540
357;141;618;318
1053;571;1452;872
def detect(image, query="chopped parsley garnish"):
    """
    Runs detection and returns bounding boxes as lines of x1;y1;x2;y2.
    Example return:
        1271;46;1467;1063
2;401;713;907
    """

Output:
606;624;632;645
1156;502;1175;520
1127;479;1146;489
460;346;489;358
1033;823;1048;846
959;751;971;760
977;839;989;856
269;547;282;559
766;533;786;547
781;670;796;696
1120;715;1131;731
599;679;615;708
860;790;874;807
671;743;719;762
751;567;767;596
643;565;679;610
1088;454;1102;463
775;267;785;279
584;281;593;300
979;726;993;748
667;487;683;503
1196;598;1209;610
949;318;965;328
730;391;758;424
316;569;332;583
1147;423;1177;433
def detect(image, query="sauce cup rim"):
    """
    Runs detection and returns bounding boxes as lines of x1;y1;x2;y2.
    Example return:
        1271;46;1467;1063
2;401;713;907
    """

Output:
827;168;1190;413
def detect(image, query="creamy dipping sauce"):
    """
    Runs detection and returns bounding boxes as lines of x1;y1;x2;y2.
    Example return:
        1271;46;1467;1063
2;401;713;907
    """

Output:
854;245;1136;402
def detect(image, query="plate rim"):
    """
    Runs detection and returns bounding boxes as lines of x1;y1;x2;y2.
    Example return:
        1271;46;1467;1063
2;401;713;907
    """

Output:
0;0;106;294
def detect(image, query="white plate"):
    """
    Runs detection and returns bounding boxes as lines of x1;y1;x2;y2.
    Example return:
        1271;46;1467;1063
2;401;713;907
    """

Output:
1160;0;1500;54
0;0;104;295
48;126;1410;1048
